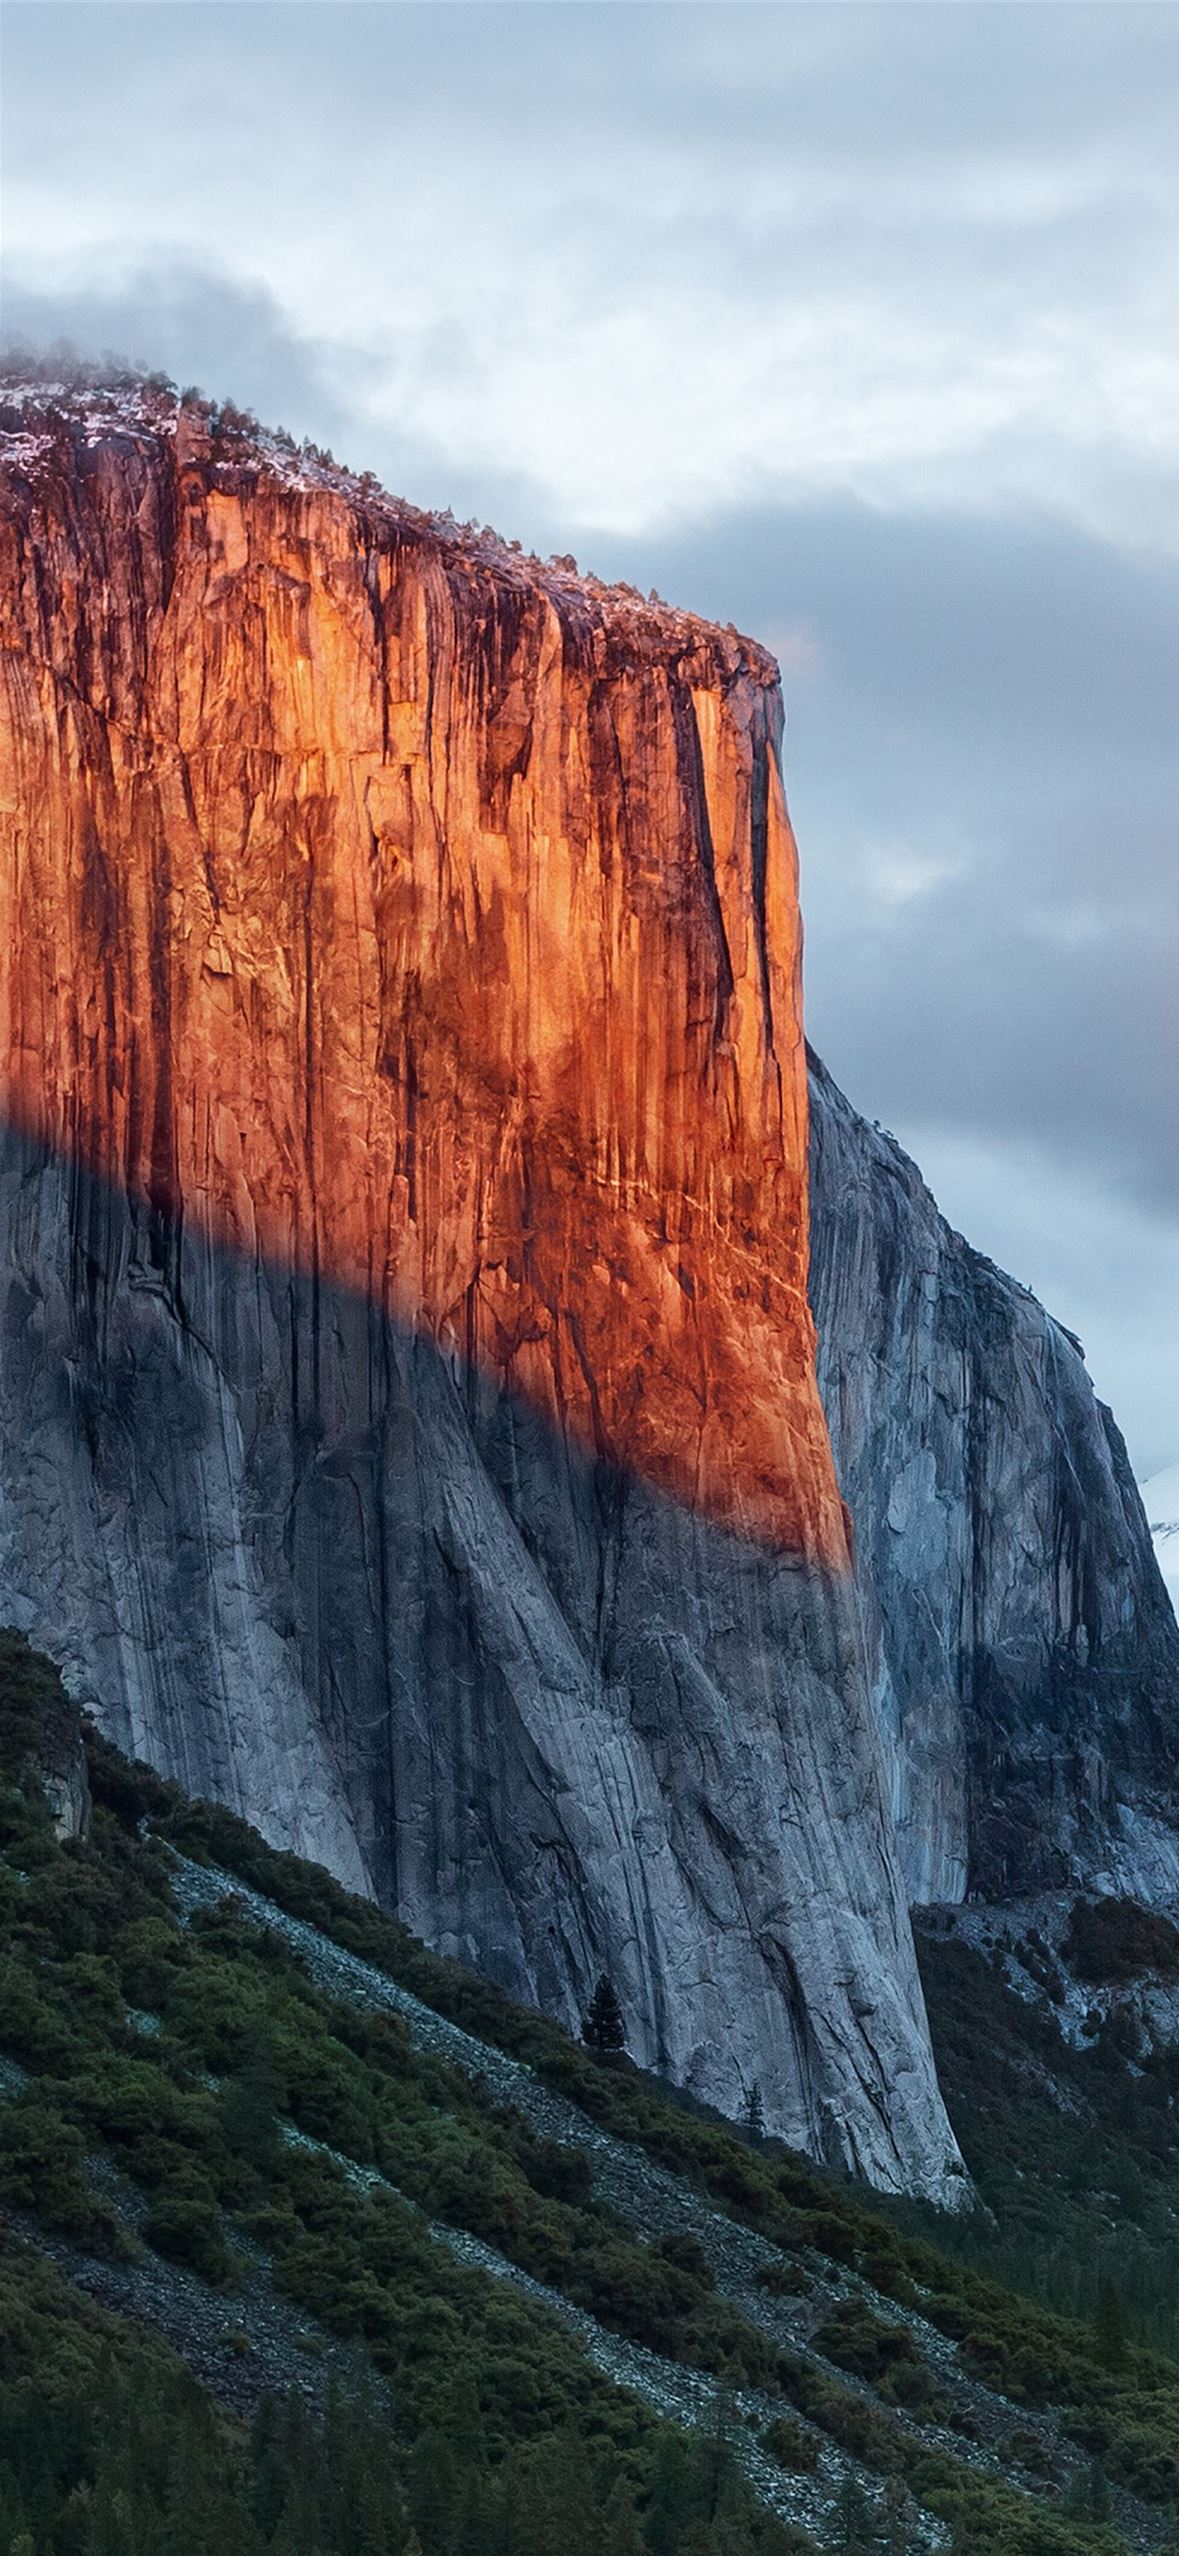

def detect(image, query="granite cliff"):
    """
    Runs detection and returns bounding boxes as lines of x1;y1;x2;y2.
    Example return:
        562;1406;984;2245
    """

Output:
808;1048;1179;1909
0;379;963;2200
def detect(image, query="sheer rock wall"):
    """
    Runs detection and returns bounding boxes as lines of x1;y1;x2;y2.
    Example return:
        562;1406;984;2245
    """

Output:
0;389;963;2200
808;1049;1179;1908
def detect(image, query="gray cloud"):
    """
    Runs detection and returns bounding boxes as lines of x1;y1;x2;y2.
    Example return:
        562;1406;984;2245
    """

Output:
5;3;1179;536
0;264;558;539
579;495;1179;1470
3;3;1177;1475
1;268;352;448
587;501;1179;1218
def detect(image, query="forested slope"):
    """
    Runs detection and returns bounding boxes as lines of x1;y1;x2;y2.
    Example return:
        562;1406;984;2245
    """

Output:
7;1633;1179;2554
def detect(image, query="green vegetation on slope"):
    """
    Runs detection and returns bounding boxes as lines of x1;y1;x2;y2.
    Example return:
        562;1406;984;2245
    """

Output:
0;1633;810;2556
4;1628;1179;2555
890;1921;1179;2373
137;1733;1179;2523
1;2231;764;2556
0;2237;410;2556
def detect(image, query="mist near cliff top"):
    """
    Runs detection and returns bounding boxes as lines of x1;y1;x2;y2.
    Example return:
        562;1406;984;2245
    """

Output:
2;0;1177;1481
1143;1467;1179;1616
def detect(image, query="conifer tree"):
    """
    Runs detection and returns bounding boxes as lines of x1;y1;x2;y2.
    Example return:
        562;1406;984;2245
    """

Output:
694;2385;739;2524
220;2033;285;2174
407;2426;461;2553
438;2371;487;2471
1094;2277;1130;2371
643;2434;699;2556
1086;2458;1111;2522
251;2396;288;2536
834;2471;874;2552
599;2476;645;2556
451;2464;491;2556
581;1972;627;2054
883;2473;913;2556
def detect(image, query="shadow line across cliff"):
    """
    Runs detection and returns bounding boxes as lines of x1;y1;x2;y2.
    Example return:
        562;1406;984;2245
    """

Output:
0;1112;967;2200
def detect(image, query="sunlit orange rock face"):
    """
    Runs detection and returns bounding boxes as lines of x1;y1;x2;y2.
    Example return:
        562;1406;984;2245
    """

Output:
0;397;847;1570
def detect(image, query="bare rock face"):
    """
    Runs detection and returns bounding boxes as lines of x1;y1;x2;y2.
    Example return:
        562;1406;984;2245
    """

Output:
807;1049;1179;1908
0;384;964;2200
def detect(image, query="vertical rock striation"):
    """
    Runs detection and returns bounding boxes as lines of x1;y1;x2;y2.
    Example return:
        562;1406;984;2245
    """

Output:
0;382;964;2199
808;1048;1179;1908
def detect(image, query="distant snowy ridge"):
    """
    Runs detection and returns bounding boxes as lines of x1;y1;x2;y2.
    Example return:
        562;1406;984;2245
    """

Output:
1142;1464;1179;1618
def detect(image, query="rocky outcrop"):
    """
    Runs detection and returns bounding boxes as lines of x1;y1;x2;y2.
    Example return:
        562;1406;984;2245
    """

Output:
0;381;964;2200
1142;1466;1179;1620
0;1627;91;1841
807;1049;1179;1907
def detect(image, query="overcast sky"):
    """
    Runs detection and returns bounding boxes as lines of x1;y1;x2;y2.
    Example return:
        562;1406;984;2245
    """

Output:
3;0;1177;1483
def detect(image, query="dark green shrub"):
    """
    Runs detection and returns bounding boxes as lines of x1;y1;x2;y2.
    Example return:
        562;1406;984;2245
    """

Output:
0;2094;119;2253
653;2230;714;2290
517;2131;594;2208
754;2259;810;2299
800;2209;859;2265
760;2415;819;2473
142;2190;236;2288
814;2300;919;2384
878;2358;946;2419
1064;1897;1179;1987
112;1913;187;2008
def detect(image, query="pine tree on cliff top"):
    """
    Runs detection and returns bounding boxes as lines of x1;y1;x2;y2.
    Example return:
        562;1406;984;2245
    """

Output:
581;1972;627;2054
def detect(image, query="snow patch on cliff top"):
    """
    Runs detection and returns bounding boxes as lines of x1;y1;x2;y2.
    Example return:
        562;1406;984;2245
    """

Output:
1141;1463;1179;1620
0;371;776;681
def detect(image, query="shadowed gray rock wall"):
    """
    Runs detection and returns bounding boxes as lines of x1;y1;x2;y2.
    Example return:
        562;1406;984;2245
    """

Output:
0;1118;965;2204
807;1048;1179;1907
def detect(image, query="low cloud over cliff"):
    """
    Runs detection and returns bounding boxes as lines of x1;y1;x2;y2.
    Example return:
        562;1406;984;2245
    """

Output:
5;0;1176;1474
